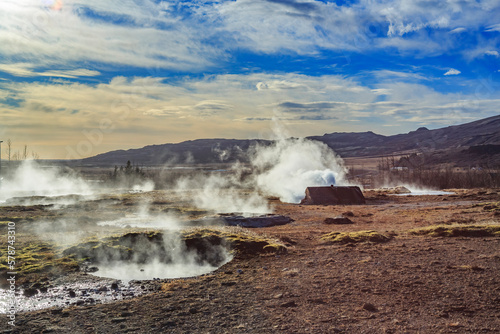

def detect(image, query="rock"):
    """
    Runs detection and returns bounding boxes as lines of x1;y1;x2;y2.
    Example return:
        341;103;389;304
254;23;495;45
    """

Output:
23;288;38;297
51;308;63;315
362;303;378;312
68;290;76;298
216;214;294;228
221;281;236;287
324;216;354;225
42;327;66;333
342;211;355;217
394;186;411;194
280;301;298;308
111;282;119;290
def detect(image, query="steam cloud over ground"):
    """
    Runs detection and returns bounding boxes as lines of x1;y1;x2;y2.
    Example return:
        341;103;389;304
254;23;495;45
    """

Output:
0;160;93;202
251;136;348;203
174;135;349;210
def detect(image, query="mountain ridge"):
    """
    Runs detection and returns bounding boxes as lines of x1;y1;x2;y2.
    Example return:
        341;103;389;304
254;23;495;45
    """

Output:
81;115;500;167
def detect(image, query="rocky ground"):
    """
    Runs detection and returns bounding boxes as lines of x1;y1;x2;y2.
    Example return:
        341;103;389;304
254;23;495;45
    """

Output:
1;188;500;333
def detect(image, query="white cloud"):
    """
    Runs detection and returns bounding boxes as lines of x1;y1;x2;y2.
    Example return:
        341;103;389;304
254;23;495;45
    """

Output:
0;63;100;78
485;50;500;57
0;63;37;77
0;0;220;71
444;68;461;76
0;0;498;73
371;70;430;81
450;27;466;34
485;23;500;32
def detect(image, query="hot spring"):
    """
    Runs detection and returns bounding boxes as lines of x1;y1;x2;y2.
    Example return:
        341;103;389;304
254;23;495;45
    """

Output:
63;231;233;283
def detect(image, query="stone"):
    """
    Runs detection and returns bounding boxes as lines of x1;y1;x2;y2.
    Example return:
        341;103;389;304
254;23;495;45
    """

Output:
324;216;354;225
362;303;378;312
280;301;298;308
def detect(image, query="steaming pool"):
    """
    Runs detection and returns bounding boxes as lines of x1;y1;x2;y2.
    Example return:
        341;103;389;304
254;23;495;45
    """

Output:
88;259;228;282
0;252;232;314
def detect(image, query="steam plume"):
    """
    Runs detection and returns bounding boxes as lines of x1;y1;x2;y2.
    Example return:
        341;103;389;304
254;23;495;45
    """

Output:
251;122;348;203
0;160;93;202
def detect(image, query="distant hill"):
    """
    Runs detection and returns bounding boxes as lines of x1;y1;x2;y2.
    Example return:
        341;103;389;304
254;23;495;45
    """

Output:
80;139;272;166
309;114;500;158
80;115;500;167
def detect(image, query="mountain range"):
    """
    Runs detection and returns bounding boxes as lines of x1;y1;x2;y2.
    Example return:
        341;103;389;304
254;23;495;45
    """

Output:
81;115;500;167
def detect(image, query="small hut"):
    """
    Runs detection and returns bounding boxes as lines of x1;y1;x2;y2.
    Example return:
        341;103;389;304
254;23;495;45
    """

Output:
300;185;365;205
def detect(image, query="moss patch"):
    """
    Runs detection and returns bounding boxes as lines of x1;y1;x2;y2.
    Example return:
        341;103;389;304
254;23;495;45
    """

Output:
62;232;163;263
320;230;392;244
409;224;500;237
0;242;80;287
62;228;286;267
181;228;287;256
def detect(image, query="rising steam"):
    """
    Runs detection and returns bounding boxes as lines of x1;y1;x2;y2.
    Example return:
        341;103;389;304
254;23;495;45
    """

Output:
251;121;348;203
173;122;348;207
251;137;347;203
0;160;93;202
175;163;271;214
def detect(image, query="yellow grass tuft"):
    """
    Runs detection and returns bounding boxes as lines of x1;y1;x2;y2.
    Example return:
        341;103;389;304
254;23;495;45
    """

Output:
320;230;392;244
409;224;500;237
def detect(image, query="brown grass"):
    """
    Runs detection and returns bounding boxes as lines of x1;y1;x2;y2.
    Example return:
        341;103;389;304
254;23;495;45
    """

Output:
320;230;392;244
408;224;500;237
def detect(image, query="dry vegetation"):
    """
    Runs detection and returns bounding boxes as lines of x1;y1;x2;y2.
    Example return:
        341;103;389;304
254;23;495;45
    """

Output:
320;230;392;244
345;154;500;189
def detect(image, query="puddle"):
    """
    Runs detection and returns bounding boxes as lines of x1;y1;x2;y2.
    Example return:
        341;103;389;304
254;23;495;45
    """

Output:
0;279;147;314
96;214;183;229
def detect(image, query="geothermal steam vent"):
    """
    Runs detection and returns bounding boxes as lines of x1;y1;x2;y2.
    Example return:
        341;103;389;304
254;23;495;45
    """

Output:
300;185;365;205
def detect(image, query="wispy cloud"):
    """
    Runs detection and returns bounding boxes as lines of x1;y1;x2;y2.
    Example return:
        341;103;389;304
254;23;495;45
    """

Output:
1;0;499;72
444;69;461;76
0;63;100;78
485;50;499;57
0;1;220;71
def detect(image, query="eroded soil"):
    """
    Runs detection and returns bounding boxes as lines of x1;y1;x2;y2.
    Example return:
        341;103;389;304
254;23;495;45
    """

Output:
1;188;500;333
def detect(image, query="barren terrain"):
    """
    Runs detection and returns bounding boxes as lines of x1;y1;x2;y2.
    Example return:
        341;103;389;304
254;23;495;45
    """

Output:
1;188;499;333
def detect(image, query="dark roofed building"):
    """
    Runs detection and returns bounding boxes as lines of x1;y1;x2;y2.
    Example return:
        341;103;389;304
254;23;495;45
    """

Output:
300;186;365;205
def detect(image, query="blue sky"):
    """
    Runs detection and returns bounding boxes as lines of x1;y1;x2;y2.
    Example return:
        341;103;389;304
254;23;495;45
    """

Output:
0;0;499;159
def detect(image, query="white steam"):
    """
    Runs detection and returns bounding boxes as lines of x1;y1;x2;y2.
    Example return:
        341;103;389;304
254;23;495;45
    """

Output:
90;257;224;283
131;180;155;193
0;160;93;202
173;122;349;208
90;232;232;283
176;164;271;214
395;184;455;196
251;136;348;204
